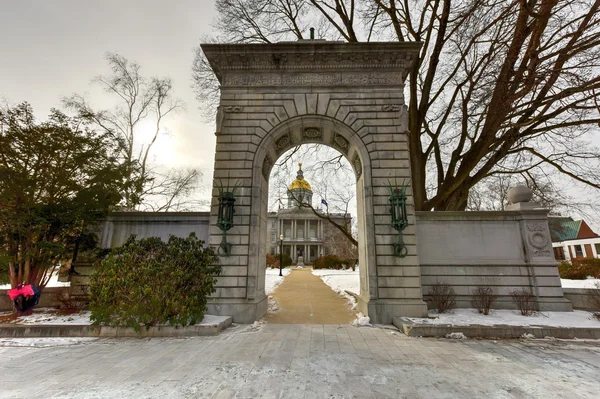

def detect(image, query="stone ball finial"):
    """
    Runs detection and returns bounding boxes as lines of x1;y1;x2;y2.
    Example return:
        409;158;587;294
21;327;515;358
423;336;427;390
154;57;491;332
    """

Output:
507;185;533;204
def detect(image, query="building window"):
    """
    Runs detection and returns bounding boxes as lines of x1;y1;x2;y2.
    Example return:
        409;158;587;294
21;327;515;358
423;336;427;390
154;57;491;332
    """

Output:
574;245;584;257
285;228;291;238
271;220;276;229
310;228;316;238
297;229;304;238
271;233;275;243
553;247;565;261
271;247;275;255
595;243;600;257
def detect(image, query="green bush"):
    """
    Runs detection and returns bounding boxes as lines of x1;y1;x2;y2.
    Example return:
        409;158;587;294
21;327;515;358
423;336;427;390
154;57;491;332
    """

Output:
274;253;293;268
559;258;600;280
89;233;220;331
312;255;345;270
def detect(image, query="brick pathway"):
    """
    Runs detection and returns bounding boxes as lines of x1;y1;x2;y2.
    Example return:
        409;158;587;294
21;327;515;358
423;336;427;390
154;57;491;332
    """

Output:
1;324;599;398
264;268;356;324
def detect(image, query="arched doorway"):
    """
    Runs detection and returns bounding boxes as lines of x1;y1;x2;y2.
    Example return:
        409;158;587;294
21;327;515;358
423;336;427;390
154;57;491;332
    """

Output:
202;41;428;323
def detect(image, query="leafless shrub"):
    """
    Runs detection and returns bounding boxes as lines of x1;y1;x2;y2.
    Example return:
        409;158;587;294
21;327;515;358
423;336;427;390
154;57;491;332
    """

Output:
510;289;537;316
428;282;457;314
471;287;496;315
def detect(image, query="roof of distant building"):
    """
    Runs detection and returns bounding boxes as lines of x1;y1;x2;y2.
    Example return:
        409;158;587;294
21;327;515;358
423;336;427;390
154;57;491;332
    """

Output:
548;217;598;242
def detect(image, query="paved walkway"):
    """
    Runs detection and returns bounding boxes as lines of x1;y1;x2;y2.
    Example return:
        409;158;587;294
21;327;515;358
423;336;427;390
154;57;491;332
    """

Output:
1;324;599;398
264;268;355;324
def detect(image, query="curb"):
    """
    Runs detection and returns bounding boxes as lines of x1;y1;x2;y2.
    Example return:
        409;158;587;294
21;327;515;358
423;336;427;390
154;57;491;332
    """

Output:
0;316;232;338
393;317;600;339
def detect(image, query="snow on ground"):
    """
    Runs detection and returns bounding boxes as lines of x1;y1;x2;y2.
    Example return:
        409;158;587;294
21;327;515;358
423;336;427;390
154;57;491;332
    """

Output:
265;267;291;295
407;308;600;328
0;271;70;290
0;337;98;347
312;268;360;309
0;309;230;327
8;309;93;325
561;278;600;289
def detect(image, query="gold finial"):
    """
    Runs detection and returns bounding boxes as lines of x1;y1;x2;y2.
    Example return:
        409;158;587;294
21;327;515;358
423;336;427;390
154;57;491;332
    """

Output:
298;163;302;170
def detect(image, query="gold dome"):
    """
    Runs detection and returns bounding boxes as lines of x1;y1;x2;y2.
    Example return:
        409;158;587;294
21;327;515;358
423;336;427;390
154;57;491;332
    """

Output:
289;163;312;191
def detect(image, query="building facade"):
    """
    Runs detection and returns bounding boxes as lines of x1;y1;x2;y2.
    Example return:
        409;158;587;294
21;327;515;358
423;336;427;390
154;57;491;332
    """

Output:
549;217;600;260
266;164;355;264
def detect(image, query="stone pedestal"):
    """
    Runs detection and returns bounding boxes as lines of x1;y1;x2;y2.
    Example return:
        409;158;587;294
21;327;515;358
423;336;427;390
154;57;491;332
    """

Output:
296;256;305;268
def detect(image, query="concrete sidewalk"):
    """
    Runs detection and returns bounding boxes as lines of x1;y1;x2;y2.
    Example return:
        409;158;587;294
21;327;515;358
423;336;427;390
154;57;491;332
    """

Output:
1;323;599;398
264;268;356;324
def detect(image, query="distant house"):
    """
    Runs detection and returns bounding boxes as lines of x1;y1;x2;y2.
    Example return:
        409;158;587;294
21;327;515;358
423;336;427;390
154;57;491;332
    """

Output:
549;217;600;261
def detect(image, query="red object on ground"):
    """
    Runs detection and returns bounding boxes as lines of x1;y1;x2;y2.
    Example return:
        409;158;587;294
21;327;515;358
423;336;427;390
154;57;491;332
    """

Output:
7;284;35;301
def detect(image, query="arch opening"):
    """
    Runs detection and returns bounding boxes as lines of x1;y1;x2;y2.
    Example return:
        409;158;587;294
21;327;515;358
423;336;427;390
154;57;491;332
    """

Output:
244;115;377;324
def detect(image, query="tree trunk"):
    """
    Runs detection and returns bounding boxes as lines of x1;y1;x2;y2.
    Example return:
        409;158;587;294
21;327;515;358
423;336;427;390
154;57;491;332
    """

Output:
13;308;34;317
433;184;470;211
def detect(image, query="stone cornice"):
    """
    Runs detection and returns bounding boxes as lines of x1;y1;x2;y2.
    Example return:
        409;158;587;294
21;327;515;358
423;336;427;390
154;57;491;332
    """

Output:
201;42;422;83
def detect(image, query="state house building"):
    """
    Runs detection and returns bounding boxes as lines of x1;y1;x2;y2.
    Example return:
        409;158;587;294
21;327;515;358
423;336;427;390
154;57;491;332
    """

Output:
266;164;355;264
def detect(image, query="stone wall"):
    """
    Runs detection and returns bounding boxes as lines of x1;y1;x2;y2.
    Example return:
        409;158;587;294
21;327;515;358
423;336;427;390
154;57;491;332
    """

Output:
563;288;598;311
97;212;210;248
416;211;572;311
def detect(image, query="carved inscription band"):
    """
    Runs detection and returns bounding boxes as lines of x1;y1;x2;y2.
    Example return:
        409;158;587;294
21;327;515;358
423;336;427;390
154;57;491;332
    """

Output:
223;72;403;87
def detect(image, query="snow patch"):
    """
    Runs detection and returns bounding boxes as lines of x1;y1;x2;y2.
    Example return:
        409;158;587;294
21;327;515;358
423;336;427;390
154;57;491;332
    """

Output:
521;333;536;339
352;312;371;327
312;268;360;308
561;278;600;289
445;332;467;339
407;308;600;328
0;309;229;327
265;268;291;295
0;337;97;347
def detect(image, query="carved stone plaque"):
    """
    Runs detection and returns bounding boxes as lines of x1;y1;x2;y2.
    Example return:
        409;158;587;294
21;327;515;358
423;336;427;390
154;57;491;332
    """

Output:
303;127;322;140
331;133;349;154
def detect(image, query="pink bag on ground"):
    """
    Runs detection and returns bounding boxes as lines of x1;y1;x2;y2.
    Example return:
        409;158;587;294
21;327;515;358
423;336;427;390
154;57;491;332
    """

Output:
7;284;35;301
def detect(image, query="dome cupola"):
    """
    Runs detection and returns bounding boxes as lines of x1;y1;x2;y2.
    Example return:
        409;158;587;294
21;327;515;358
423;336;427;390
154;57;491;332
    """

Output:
286;163;313;208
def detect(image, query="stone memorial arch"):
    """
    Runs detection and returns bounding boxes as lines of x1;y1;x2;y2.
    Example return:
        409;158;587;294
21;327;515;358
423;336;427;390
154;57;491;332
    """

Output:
202;41;429;323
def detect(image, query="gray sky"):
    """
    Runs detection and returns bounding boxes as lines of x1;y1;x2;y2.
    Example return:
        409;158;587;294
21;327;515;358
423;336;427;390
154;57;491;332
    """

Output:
1;1;597;230
0;0;217;195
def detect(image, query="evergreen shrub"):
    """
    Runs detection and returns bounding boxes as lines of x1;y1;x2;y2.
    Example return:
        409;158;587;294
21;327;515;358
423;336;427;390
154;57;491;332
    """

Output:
312;255;345;270
274;253;293;268
559;258;600;280
89;233;220;331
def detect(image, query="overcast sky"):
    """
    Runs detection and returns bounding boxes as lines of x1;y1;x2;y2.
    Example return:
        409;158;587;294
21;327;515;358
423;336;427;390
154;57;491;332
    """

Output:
0;0;217;195
1;1;597;230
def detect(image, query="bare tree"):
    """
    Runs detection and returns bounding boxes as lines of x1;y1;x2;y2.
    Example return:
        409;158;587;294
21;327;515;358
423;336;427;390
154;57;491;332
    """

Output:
194;0;600;212
66;53;201;211
467;172;600;225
